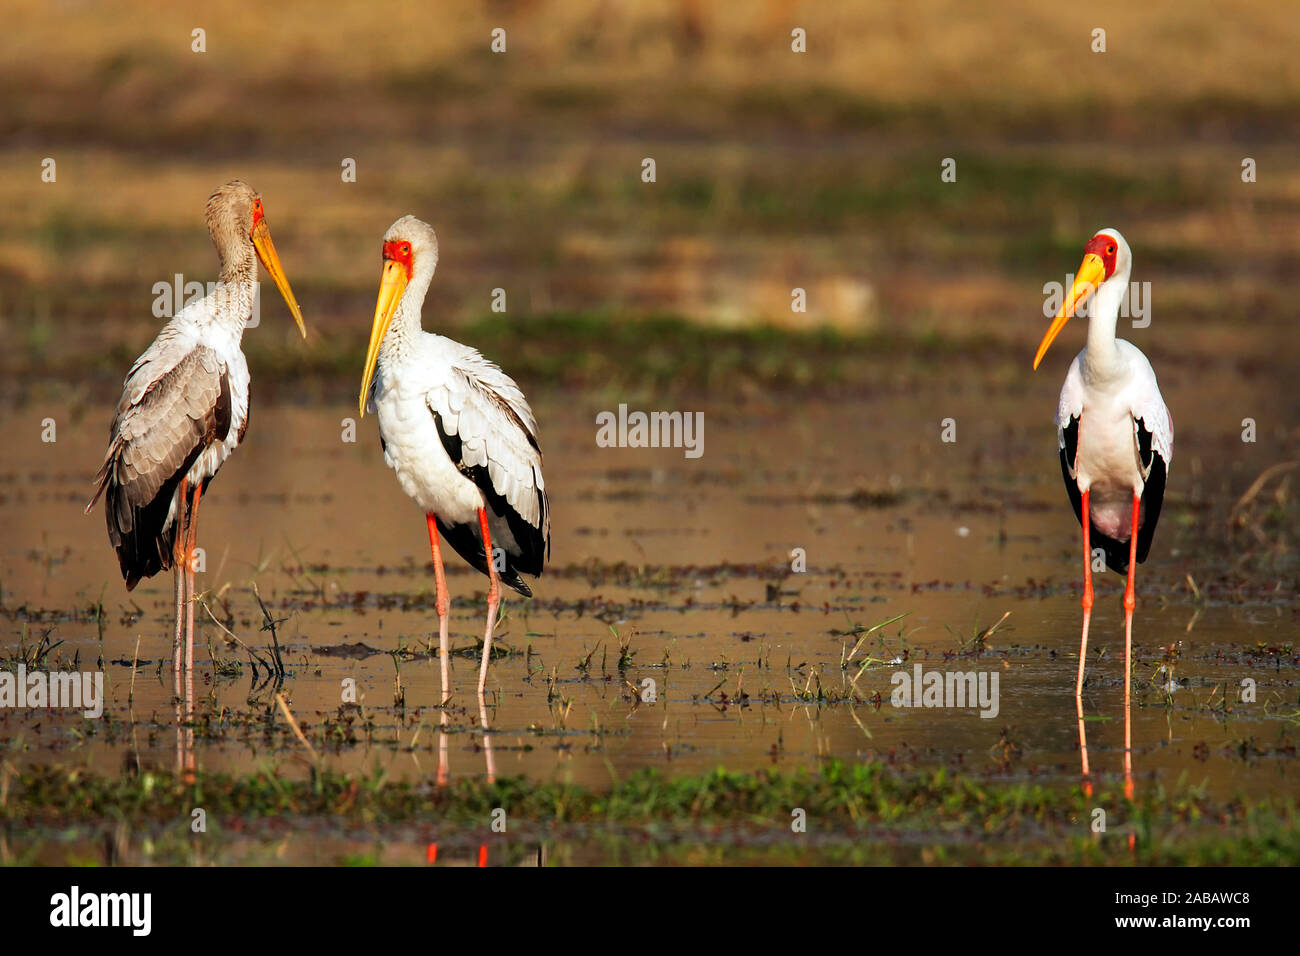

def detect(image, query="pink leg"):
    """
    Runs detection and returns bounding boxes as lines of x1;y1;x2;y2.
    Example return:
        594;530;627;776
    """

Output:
184;483;201;713
436;710;449;789
480;694;497;785
1077;491;1094;699
171;478;189;701
1077;490;1093;791
426;514;451;707
172;567;184;701
476;508;501;696
1123;492;1140;800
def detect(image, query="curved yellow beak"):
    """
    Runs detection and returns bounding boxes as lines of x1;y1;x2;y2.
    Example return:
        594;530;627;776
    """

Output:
250;218;307;339
359;259;408;417
1033;252;1105;370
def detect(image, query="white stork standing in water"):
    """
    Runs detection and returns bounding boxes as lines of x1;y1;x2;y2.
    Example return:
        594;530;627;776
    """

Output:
1033;228;1172;789
358;216;550;704
86;181;306;698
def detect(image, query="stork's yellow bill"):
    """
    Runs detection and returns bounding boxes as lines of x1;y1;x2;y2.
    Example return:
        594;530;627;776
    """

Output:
1033;252;1108;370
249;201;307;339
359;241;412;416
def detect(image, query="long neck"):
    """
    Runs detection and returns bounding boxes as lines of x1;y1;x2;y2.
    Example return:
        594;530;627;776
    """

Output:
218;239;257;285
1082;270;1127;380
205;237;259;336
381;261;435;359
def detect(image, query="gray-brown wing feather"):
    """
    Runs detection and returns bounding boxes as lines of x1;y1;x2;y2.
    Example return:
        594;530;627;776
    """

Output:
87;345;231;589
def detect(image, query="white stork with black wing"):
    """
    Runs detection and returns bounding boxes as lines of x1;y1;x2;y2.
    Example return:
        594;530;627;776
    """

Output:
1033;228;1173;734
358;215;550;702
86;181;305;694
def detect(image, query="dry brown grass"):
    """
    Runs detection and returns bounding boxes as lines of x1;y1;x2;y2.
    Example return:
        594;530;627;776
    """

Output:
0;0;1297;377
5;1;1298;102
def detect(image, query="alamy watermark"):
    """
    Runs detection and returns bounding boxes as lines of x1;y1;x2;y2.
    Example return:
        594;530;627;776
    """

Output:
595;404;703;459
1042;276;1151;328
49;886;150;936
0;665;104;718
891;664;999;719
153;275;262;327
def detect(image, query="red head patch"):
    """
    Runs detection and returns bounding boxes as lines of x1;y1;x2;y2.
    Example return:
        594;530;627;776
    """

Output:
1083;233;1119;278
251;197;265;228
383;240;414;280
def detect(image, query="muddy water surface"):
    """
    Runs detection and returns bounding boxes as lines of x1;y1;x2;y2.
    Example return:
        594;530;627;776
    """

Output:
1;369;1296;808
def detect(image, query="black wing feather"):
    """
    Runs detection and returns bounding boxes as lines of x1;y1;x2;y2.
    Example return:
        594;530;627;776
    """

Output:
1059;413;1166;574
430;409;546;597
1134;417;1166;564
1059;416;1083;527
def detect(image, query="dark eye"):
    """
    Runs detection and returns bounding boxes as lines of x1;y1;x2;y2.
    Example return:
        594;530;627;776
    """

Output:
1107;245;1115;254
402;244;410;254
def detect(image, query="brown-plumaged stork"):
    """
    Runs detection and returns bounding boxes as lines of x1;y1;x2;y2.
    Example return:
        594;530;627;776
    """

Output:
1033;228;1172;784
86;181;306;696
358;215;550;704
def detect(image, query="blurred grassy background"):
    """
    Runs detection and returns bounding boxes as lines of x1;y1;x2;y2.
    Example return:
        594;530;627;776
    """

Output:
0;0;1297;402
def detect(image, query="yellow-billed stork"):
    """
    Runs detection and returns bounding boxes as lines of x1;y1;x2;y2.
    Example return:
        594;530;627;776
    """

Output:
86;180;306;698
358;215;550;704
1033;228;1172;790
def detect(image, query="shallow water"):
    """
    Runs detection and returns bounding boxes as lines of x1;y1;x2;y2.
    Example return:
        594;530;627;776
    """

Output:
2;369;1295;811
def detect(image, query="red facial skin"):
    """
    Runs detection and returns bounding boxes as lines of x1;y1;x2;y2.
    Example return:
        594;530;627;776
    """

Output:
251;198;265;229
383;240;414;280
1084;233;1119;278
